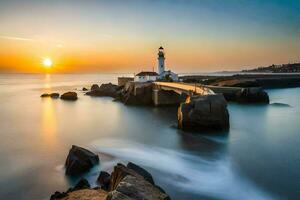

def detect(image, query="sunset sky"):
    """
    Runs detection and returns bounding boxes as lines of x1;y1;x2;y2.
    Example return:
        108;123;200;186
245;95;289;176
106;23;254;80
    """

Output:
0;0;299;73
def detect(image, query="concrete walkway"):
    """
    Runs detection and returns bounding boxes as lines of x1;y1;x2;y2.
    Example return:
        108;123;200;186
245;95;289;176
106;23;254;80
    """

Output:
154;82;214;95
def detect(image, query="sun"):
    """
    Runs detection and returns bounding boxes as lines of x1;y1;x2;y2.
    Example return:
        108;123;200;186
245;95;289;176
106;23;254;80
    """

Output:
43;58;53;68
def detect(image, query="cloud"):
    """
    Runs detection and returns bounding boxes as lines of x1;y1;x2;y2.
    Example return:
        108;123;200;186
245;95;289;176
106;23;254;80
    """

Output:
0;35;34;42
0;35;66;48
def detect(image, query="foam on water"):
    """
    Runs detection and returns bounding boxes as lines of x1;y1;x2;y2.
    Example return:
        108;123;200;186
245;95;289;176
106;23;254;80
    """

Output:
91;139;278;200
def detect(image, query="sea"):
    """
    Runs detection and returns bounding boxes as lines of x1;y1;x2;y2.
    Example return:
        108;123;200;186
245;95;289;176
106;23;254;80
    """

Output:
0;73;299;200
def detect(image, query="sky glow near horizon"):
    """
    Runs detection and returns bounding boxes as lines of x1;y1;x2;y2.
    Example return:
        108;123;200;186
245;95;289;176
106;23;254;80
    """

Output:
0;0;299;73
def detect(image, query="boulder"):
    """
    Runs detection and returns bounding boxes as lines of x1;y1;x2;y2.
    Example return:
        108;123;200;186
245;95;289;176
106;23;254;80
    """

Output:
65;145;99;176
178;94;229;131
107;163;170;200
41;93;60;98
50;93;60;98
120;82;153;105
86;83;120;98
97;171;111;191
41;93;50;97
235;87;269;104
82;87;88;91
61;92;78;101
91;84;100;91
127;162;154;185
109;163;157;191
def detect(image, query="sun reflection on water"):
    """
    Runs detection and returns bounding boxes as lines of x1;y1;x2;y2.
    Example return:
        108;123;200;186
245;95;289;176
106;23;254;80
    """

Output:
41;98;58;149
44;74;51;89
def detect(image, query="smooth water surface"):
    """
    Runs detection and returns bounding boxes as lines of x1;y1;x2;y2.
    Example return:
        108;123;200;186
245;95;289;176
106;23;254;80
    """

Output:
0;74;299;200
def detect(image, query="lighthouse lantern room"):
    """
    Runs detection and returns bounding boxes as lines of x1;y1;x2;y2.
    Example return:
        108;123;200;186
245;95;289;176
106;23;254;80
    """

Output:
157;46;165;75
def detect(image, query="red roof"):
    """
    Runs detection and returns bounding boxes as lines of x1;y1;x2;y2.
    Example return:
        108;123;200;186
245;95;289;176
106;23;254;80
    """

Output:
136;71;159;76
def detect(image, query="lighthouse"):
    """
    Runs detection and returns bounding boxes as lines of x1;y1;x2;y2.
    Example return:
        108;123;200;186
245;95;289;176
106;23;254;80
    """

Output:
133;46;178;82
157;46;165;75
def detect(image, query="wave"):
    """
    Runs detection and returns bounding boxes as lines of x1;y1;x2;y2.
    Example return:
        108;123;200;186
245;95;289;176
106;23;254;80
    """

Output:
90;139;278;200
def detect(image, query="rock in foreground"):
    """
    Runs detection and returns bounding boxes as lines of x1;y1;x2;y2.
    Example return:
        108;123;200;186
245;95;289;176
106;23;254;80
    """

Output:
65;145;99;176
97;171;111;190
61;92;78;101
52;162;170;200
178;94;229;131
40;93;60;98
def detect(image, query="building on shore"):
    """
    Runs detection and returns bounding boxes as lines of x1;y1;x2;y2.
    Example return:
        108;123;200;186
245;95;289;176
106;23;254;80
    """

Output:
134;46;178;82
134;71;159;82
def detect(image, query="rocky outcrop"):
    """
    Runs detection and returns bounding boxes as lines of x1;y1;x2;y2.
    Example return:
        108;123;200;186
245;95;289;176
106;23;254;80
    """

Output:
235;87;269;104
211;78;260;87
178;94;229;131
40;93;60;98
120;82;153;105
51;162;170;200
65;145;99;176
91;84;100;91
86;83;121;98
50;178;106;200
107;163;170;200
127;162;154;185
182;74;300;89
107;175;169;200
61;92;78;101
54;189;107;200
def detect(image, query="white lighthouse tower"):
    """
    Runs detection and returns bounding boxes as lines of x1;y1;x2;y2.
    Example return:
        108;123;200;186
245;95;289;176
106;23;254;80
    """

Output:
157;46;165;75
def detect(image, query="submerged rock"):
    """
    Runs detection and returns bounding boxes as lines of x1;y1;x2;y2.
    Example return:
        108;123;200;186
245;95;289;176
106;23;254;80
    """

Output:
65;145;99;176
50;179;106;200
178;94;229;131
270;102;291;107
61;92;78;101
235;87;269;104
